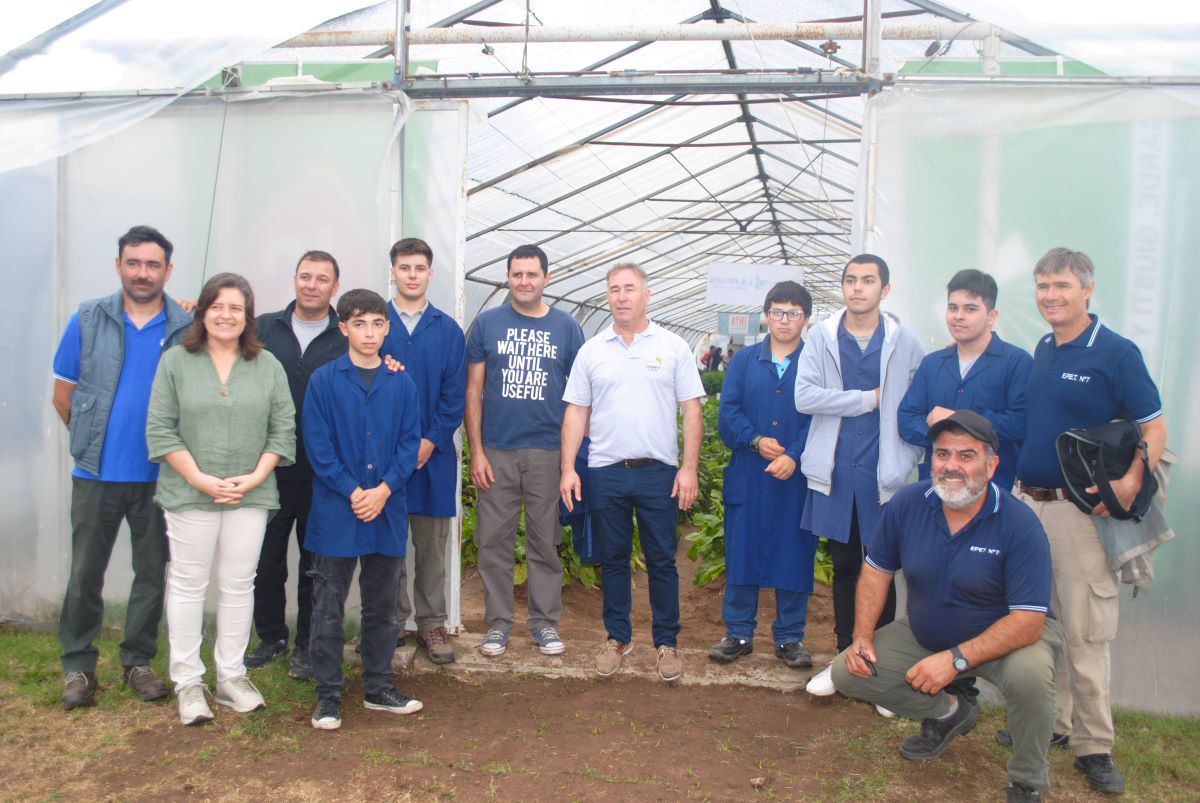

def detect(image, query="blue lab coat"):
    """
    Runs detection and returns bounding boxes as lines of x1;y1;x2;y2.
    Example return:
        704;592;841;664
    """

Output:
718;339;818;592
382;301;467;517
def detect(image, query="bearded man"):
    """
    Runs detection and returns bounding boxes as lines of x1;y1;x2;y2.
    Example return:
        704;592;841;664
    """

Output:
830;410;1064;803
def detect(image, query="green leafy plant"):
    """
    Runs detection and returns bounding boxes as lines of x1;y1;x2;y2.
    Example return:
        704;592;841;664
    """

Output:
699;370;725;397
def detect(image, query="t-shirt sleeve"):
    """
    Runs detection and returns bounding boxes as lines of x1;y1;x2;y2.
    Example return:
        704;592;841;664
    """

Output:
1003;516;1052;614
864;500;901;574
562;346;592;407
464;315;487;364
1112;344;1163;423
674;339;706;402
52;312;82;384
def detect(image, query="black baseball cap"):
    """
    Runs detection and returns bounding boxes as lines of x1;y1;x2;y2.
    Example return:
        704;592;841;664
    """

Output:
928;410;999;454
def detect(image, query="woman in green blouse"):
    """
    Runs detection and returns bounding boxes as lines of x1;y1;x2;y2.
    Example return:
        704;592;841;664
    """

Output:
147;272;295;726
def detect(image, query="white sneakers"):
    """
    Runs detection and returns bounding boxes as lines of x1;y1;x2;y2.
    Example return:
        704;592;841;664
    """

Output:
875;704;897;719
215;676;267;713
805;663;837;696
177;683;214;726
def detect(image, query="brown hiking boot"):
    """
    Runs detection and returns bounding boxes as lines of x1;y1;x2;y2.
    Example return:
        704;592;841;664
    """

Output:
417;627;456;665
62;670;98;710
656;646;683;682
595;639;633;677
123;665;168;702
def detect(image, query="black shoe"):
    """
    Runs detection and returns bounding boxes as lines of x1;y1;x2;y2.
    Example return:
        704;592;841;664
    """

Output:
311;696;342;730
122;665;168;701
1074;753;1125;793
899;696;980;761
288;647;314;681
364;687;423;715
1006;781;1041;802
708;636;753;663
244;638;288;669
775;642;813;669
995;729;1070;751
62;670;98;710
397;634;406;648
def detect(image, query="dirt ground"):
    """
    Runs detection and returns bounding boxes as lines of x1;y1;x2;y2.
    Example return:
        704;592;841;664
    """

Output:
1;544;1127;801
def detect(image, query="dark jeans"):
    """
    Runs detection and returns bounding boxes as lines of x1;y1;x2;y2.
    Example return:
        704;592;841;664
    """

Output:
588;461;680;648
252;466;313;648
59;477;166;672
723;584;810;645
830;501;896;652
308;553;403;699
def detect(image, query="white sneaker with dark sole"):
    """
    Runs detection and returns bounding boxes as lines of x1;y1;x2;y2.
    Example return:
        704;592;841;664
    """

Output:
215;676;266;713
177;683;214;726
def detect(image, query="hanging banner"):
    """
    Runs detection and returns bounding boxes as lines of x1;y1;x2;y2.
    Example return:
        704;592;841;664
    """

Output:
706;262;805;306
717;311;761;336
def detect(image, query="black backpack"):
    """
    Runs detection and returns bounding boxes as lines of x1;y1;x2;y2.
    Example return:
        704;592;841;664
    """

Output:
1056;417;1158;521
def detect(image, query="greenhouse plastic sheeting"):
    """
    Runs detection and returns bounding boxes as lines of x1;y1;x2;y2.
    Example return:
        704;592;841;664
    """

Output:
858;83;1200;715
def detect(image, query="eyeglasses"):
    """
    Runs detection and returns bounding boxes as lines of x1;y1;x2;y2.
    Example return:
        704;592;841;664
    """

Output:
766;308;807;321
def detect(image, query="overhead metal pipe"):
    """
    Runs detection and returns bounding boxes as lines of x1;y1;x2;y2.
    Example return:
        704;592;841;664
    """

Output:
281;21;1016;49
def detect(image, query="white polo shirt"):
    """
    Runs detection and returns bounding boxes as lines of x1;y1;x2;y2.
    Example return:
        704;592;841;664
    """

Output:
563;321;706;468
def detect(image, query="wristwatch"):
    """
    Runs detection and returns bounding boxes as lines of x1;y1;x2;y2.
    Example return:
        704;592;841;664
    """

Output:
749;435;763;453
950;645;970;673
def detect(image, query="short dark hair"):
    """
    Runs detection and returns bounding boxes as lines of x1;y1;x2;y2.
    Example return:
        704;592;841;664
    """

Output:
296;250;340;280
763;280;813;316
946;269;998;310
389;238;433;267
337;288;388;321
118;225;173;264
507;244;549;274
182;272;263;359
842;253;890;286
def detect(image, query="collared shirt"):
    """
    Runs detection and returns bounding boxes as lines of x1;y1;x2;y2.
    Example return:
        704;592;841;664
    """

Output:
801;320;884;542
866;480;1052;653
770;351;791;380
392;299;428;335
562;321;705;468
1017;314;1162;489
898;332;1033;491
53;309;167;483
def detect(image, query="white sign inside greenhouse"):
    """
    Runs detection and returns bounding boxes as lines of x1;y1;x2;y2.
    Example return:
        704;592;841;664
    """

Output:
705;262;805;306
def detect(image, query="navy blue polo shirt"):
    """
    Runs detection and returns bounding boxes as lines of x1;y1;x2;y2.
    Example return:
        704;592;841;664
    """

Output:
898;333;1032;491
1016;315;1162;489
866;481;1052;653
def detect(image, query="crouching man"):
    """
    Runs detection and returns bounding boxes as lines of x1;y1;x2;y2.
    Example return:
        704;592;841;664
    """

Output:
832;411;1063;803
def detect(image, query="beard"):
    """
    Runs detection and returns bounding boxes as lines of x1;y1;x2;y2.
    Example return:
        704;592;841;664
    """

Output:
932;469;989;510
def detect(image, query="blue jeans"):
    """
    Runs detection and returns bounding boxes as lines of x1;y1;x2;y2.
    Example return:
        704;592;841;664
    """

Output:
588;461;680;647
722;584;810;645
309;553;403;699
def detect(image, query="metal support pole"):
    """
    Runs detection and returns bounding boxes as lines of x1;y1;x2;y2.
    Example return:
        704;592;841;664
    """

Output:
394;0;409;82
982;30;1002;76
862;0;882;76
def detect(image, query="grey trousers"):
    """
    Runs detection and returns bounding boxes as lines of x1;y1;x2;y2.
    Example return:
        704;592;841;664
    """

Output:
832;616;1064;792
396;515;450;631
475;447;563;633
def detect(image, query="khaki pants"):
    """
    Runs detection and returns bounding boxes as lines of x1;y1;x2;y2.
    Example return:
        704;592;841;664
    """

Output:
1018;491;1119;756
833;616;1063;792
396;515;450;631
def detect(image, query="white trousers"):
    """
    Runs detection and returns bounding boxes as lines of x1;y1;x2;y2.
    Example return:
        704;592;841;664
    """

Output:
164;507;268;688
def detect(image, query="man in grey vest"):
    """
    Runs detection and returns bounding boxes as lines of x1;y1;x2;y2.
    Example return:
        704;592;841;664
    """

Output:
51;226;192;709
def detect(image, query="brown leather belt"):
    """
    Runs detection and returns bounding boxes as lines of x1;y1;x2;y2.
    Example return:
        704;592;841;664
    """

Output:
620;458;655;469
1015;481;1067;502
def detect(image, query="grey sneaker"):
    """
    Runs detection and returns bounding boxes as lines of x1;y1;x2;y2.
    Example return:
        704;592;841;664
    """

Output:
177;683;214;726
480;628;509;657
215;676;266;713
899;696;979;760
595;639;633;677
656;646;683;682
531;627;566;656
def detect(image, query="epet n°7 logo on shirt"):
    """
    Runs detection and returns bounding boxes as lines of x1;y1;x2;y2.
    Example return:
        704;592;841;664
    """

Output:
644;356;664;372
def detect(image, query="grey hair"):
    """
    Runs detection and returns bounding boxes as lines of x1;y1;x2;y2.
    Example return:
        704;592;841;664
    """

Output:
606;262;648;285
1034;247;1095;289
